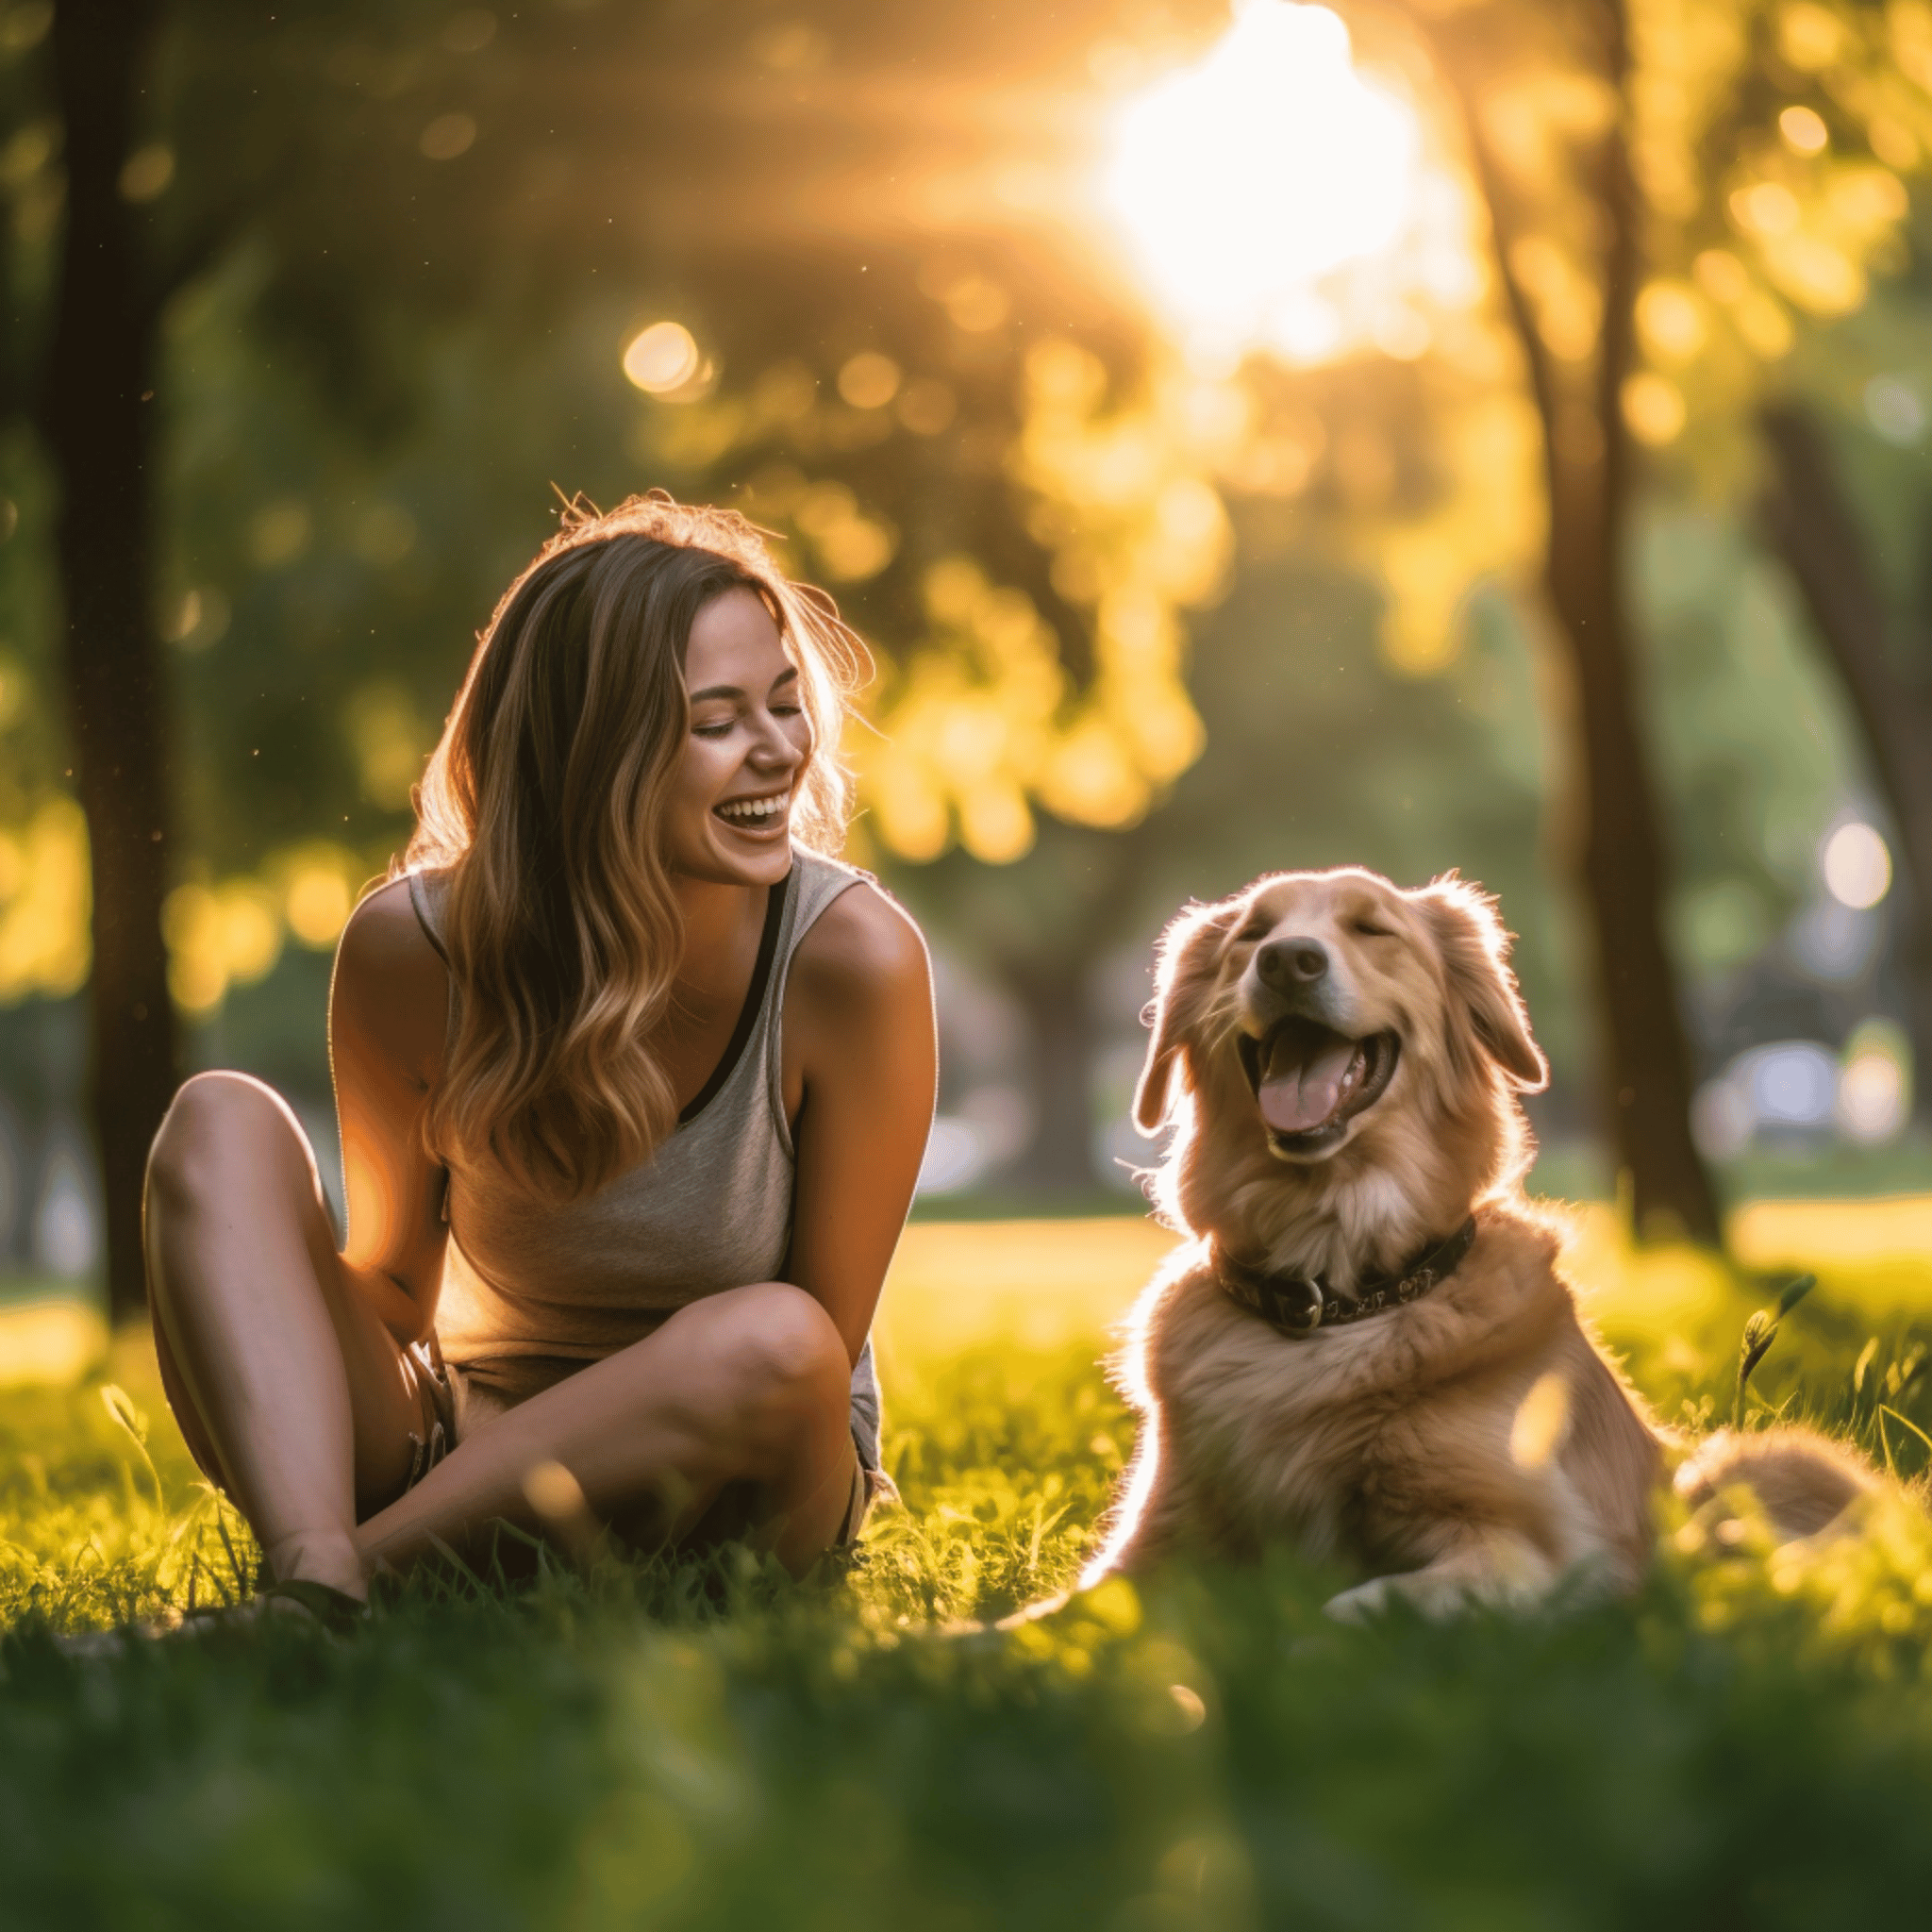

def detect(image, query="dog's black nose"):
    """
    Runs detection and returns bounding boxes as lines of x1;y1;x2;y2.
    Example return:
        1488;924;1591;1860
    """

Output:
1257;937;1328;990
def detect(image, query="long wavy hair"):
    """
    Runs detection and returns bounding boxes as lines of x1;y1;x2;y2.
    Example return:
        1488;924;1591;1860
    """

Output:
405;493;862;1199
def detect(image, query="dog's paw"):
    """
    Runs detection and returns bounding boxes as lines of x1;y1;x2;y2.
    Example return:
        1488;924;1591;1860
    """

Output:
1324;1574;1476;1623
1325;1552;1569;1624
1322;1577;1394;1624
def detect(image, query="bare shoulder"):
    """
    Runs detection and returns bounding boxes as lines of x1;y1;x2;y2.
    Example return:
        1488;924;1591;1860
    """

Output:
336;875;442;985
331;875;448;1074
789;876;932;1023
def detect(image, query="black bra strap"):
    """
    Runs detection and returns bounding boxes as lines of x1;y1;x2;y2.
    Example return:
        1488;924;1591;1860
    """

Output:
678;869;791;1125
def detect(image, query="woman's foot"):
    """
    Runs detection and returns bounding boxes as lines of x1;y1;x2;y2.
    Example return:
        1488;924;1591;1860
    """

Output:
55;1576;369;1657
213;1578;369;1635
263;1529;370;1604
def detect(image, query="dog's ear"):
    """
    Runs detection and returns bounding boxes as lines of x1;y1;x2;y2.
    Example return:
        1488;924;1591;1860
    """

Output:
1135;898;1238;1133
1415;875;1548;1092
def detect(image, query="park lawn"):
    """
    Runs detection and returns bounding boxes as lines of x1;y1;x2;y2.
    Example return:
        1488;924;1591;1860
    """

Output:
5;1208;1932;1929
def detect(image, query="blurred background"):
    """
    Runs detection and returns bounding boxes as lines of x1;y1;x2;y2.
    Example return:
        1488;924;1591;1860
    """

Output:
2;0;1930;1322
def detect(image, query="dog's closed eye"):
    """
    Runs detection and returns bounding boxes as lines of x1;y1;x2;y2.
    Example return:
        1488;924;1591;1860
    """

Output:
1351;919;1395;939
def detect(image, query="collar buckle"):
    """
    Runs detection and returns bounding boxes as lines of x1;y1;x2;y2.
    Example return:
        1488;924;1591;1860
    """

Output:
1217;1216;1477;1340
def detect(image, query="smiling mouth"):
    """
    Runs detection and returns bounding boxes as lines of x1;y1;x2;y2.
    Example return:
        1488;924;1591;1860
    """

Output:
714;789;791;834
1236;1018;1400;1154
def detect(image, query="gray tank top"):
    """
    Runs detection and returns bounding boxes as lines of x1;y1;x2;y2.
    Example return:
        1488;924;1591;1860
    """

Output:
408;848;880;1465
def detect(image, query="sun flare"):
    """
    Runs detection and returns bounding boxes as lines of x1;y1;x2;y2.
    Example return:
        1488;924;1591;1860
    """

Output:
1103;0;1432;361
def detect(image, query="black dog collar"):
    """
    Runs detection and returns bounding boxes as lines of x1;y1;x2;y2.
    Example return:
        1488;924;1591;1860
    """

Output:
1214;1216;1478;1338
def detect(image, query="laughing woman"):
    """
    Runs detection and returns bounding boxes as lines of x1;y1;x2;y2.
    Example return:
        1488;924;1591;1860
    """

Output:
143;497;936;1620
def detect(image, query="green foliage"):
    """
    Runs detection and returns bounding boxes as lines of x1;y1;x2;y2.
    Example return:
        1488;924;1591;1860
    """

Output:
1734;1272;1817;1426
2;0;1916;1193
8;1258;1932;1926
1639;512;1870;980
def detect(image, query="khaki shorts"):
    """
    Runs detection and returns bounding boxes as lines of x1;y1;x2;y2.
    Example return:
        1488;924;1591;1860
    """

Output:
403;1340;887;1547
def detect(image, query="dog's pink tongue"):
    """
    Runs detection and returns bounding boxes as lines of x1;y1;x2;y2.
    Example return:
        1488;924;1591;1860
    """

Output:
1259;1039;1356;1133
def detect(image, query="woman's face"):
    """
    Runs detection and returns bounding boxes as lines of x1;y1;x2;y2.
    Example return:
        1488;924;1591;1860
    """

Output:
664;586;813;887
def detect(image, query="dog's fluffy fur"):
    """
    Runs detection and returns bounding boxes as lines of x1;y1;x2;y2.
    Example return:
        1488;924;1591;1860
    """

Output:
1083;866;1872;1619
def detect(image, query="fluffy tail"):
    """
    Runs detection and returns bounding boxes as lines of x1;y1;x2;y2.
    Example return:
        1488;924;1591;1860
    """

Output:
1674;1426;1877;1541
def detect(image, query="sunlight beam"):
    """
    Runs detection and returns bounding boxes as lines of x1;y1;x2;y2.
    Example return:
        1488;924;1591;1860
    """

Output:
1102;0;1424;361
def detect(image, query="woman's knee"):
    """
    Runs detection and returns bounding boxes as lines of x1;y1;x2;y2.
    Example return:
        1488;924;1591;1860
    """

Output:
681;1283;851;1460
146;1072;308;1222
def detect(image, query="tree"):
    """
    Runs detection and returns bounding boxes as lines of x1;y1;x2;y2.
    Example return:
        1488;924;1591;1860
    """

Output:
1295;0;1932;1239
1761;399;1932;1098
3;0;1220;1286
1;0;616;1310
1378;0;1714;1240
14;0;1920;1278
30;0;177;1321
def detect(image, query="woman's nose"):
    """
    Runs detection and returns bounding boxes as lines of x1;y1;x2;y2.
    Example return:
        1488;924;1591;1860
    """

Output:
749;712;803;766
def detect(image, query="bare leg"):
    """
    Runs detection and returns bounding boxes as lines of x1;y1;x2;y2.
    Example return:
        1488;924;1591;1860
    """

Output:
149;1077;861;1596
145;1074;427;1602
358;1282;858;1580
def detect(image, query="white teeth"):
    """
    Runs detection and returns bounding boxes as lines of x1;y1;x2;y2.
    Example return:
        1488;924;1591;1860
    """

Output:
716;791;791;825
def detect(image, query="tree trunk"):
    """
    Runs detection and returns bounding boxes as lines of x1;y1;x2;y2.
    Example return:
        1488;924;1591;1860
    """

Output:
1444;0;1721;1243
37;0;178;1323
1543;445;1720;1242
1759;403;1932;1107
1006;957;1097;1194
1556;18;1717;1243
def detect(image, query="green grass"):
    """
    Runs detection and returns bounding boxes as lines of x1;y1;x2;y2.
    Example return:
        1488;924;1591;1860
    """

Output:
7;1226;1932;1930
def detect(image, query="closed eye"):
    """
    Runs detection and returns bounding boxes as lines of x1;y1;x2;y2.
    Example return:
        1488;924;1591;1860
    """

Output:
1352;919;1395;939
1235;920;1271;943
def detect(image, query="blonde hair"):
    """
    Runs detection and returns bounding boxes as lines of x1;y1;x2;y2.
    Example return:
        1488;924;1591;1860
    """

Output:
406;493;861;1199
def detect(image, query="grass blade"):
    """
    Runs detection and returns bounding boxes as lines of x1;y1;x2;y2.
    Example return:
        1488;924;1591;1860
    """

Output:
99;1384;165;1513
1735;1312;1778;1431
1879;1405;1932;1468
1776;1273;1818;1318
1854;1337;1879;1398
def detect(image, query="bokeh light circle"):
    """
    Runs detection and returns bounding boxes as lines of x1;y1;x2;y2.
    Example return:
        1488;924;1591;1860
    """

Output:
1822;821;1891;909
1839;1049;1907;1142
838;352;902;409
623;322;701;394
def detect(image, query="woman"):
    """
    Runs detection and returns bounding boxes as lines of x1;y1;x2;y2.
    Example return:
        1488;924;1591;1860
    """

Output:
144;495;937;1619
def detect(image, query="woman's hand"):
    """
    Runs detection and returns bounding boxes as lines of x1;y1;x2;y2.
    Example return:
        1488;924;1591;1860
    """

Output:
781;882;937;1364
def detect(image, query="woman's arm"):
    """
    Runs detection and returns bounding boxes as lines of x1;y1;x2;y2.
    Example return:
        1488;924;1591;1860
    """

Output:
782;882;938;1364
328;878;454;1344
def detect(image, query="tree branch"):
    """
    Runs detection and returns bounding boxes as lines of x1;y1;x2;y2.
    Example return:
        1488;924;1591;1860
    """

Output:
1426;44;1564;477
1593;0;1638;525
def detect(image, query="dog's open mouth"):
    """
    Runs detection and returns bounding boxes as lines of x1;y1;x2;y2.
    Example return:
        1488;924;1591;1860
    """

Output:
1237;1019;1399;1152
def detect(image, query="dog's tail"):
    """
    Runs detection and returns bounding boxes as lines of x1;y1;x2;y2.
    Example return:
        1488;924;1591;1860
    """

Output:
1674;1425;1877;1541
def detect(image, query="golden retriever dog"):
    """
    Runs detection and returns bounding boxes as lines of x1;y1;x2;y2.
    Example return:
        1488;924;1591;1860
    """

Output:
1080;866;1872;1620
